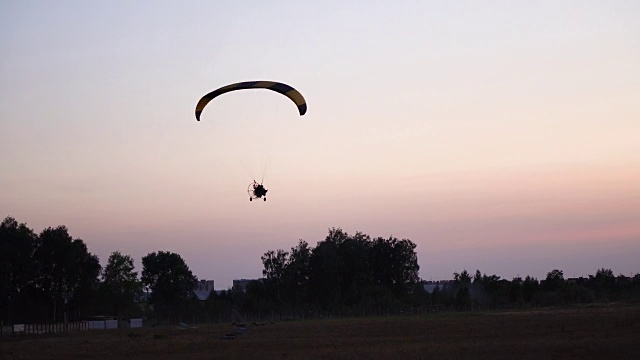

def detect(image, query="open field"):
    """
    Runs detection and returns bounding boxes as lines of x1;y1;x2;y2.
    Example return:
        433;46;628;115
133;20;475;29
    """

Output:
2;303;639;360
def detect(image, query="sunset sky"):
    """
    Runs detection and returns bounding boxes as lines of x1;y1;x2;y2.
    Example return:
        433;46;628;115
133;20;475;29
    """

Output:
1;1;639;288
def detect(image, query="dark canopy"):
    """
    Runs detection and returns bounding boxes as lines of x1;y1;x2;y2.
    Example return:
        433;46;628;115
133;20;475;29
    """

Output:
195;81;307;121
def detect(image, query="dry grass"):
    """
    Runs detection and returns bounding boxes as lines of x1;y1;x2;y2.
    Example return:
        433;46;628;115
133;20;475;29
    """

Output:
2;303;639;359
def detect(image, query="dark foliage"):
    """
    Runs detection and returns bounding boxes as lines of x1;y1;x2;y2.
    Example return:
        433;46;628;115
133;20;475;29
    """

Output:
141;251;198;321
258;228;421;313
1;216;639;325
1;217;100;323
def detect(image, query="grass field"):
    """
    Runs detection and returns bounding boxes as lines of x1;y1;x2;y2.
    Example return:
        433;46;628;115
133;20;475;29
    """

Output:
2;303;639;359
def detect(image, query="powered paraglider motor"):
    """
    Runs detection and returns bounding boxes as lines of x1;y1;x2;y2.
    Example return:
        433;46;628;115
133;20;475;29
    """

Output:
248;181;268;201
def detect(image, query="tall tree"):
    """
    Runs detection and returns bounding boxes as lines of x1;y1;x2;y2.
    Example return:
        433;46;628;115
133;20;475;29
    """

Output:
0;216;37;323
509;277;523;304
453;270;472;308
593;268;616;300
308;234;343;310
371;236;420;297
284;240;312;307
261;249;289;306
141;251;197;320
34;226;101;322
101;251;142;319
336;232;372;307
543;269;565;292
473;272;503;305
522;276;539;303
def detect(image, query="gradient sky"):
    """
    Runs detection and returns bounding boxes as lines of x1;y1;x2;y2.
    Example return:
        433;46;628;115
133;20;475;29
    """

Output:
1;1;639;289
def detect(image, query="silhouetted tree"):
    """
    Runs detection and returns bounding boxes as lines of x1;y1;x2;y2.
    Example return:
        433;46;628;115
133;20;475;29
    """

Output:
453;270;472;309
370;235;420;298
142;251;197;321
308;233;343;310
509;277;523;304
336;232;372;306
543;269;564;292
32;226;101;322
592;268;616;301
100;251;142;319
203;290;232;322
284;240;312;308
410;281;429;308
471;271;503;306
261;248;289;307
0;216;37;323
522;276;539;303
261;228;421;313
243;279;270;313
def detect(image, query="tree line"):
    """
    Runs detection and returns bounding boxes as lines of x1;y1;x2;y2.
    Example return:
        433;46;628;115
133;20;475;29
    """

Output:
226;229;640;316
428;268;640;312
2;216;639;325
0;216;197;324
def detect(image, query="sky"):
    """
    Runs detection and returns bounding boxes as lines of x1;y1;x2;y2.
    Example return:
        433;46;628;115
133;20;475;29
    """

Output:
1;1;639;289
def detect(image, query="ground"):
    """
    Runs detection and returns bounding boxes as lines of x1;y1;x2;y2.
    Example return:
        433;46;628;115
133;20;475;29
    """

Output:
1;303;638;359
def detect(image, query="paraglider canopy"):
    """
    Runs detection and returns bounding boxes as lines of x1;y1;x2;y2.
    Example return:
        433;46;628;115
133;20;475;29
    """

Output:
195;81;307;121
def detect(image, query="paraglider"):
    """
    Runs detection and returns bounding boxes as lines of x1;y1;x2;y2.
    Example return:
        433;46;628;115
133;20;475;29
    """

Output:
248;180;268;201
195;81;306;202
195;81;307;121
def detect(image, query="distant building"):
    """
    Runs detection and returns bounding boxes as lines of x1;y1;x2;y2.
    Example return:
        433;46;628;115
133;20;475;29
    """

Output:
194;279;214;301
567;277;587;285
422;280;452;294
233;278;263;293
423;283;438;294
